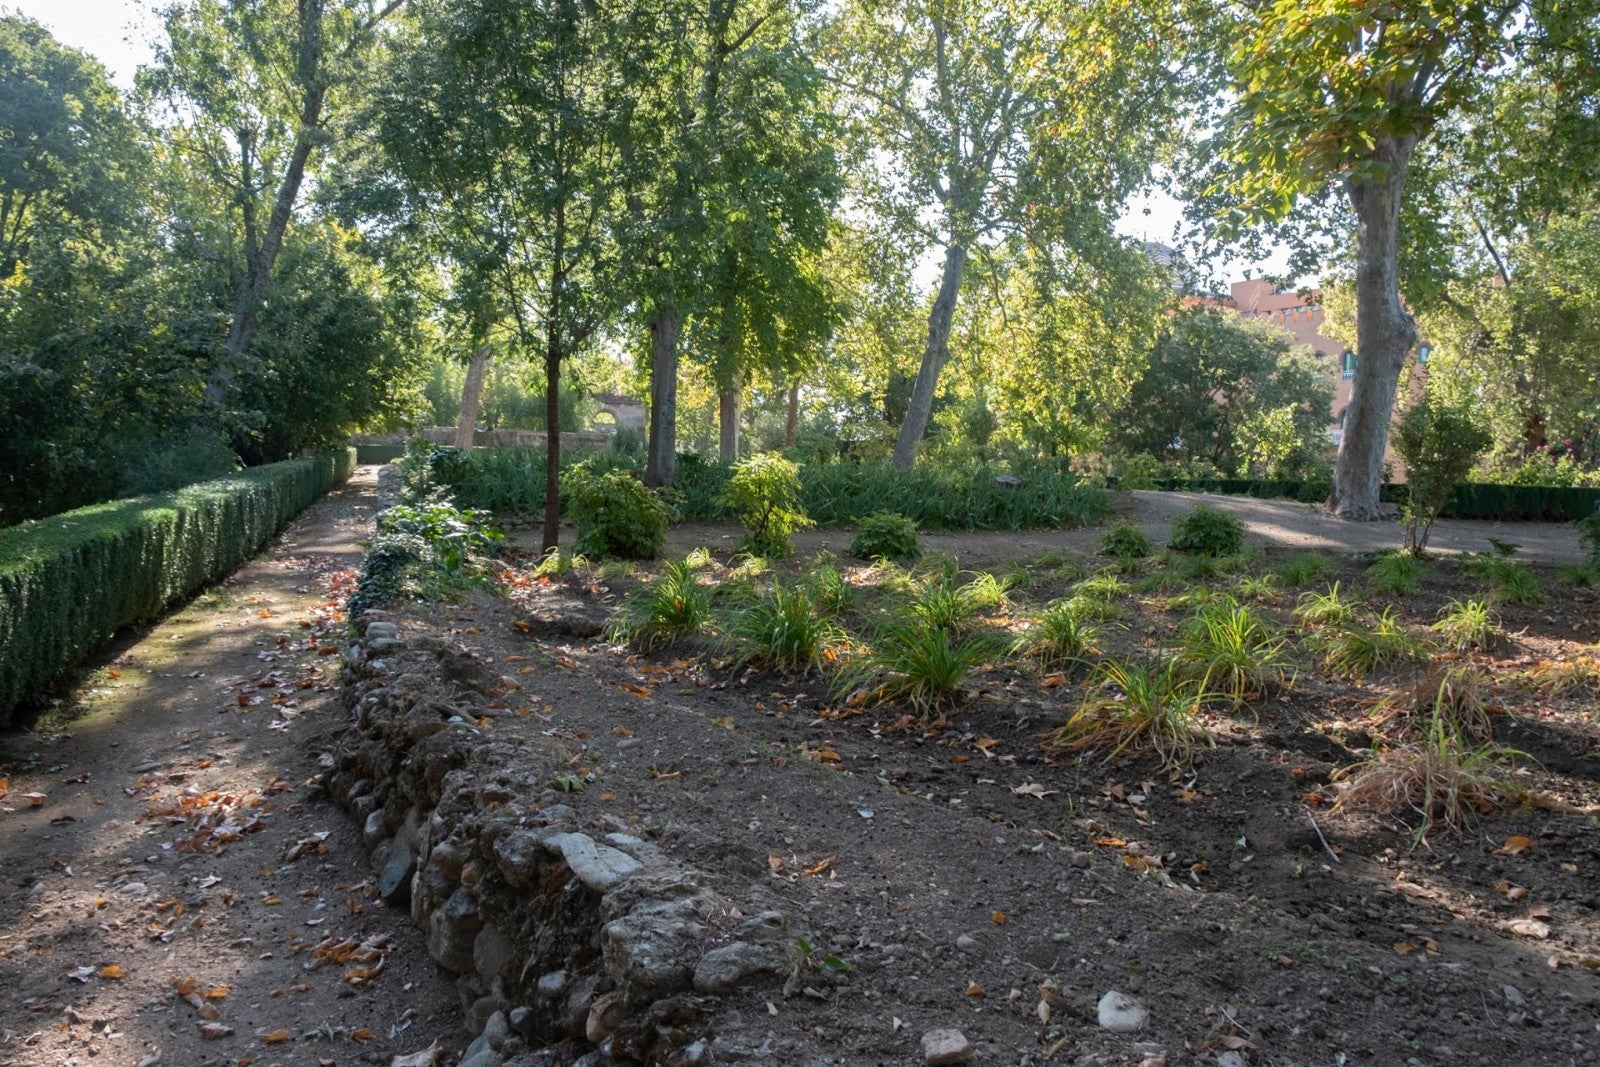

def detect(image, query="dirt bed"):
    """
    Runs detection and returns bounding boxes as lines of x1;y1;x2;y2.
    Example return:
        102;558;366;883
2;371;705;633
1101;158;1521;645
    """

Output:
381;530;1600;1067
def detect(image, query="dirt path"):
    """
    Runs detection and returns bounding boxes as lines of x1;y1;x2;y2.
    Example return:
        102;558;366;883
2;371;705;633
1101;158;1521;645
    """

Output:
661;488;1591;568
0;468;461;1067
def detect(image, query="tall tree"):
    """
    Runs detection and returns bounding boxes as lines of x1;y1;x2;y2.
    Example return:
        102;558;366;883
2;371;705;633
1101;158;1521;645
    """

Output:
828;0;1185;468
374;0;622;550
141;0;404;405
1209;0;1600;518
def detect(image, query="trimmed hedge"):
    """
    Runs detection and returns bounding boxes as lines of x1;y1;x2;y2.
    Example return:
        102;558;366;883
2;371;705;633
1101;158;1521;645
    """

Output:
1119;477;1600;523
0;450;355;724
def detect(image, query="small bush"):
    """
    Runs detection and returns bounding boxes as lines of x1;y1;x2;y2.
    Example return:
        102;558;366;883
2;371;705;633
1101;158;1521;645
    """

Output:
1099;523;1153;560
1232;574;1281;602
1393;397;1491;555
1274;551;1336;587
1431;599;1499;652
907;573;1009;631
723;581;842;674
1046;659;1205;767
1168;506;1244;556
722;453;812;557
607;561;710;650
1314;607;1424;679
835;622;1004;715
1173;602;1289;706
563;465;670;560
1366;552;1425;596
850;511;922;561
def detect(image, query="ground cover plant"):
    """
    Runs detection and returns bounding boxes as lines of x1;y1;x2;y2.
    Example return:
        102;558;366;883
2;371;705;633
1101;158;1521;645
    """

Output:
1167;504;1245;556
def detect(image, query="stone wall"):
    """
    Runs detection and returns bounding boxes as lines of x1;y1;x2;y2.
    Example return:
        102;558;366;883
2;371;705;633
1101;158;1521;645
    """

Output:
326;614;793;1067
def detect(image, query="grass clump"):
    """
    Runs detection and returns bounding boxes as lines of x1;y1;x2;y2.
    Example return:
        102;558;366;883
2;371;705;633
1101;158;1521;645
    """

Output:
1173;602;1290;706
1232;573;1281;602
1366;552;1425;596
1431;599;1499;652
835;623;1005;715
723;581;842;674
907;573;1009;631
1313;607;1425;679
607;560;709;650
1168;505;1244;556
1099;523;1154;561
1046;659;1206;767
1372;662;1494;741
1294;582;1359;629
1274;551;1336;587
1017;600;1102;671
1334;708;1526;841
850;511;922;561
801;556;855;618
1462;555;1544;605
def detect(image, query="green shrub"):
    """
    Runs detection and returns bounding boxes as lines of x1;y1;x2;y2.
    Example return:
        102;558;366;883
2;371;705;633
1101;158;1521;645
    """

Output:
723;581;842;674
1173;602;1289;706
722;453;812;557
1294;582;1358;628
834;622;1004;715
1577;512;1600;565
1313;607;1424;679
1274;551;1336;587
1047;658;1205;767
1168;505;1245;556
350;498;504;617
1393;397;1491;555
1099;522;1153;560
562;465;670;560
1366;552;1426;596
850;511;922;561
0;451;354;724
800;462;1108;531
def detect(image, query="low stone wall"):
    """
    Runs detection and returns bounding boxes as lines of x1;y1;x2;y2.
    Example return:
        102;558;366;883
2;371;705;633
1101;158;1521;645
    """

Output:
326;614;792;1066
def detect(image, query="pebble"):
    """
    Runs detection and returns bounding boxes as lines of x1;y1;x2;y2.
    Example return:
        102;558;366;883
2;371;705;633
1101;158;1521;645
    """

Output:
921;1028;974;1065
1216;1052;1248;1067
1504;984;1526;1007
1097;990;1149;1032
955;934;979;953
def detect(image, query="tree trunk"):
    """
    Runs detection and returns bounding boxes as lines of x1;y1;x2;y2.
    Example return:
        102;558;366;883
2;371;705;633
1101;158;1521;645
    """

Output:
455;342;491;449
785;380;799;447
1333;138;1419;521
718;388;741;461
893;243;968;469
644;301;680;487
543;338;562;554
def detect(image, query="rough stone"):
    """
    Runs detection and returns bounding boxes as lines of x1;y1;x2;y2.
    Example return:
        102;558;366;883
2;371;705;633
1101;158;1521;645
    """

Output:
585;992;627;1043
734;910;787;942
921;1029;974;1065
362;808;387;850
536;970;569;1001
467;993;507;1035
1097;990;1149;1033
955;934;979;953
458;1045;501;1067
692;942;785;994
474;923;514;982
483;1009;514;1052
378;840;416;907
508;1005;538;1041
493;828;548;888
551;833;643;893
602;902;704;1001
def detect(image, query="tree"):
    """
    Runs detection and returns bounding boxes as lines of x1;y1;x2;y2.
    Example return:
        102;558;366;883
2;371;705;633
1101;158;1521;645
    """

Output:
1116;307;1334;478
827;0;1186;468
374;0;623;551
141;0;405;407
1210;0;1600;518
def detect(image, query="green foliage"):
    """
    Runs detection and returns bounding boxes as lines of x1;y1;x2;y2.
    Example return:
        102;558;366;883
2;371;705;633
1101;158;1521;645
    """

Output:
1173;603;1289;707
607;561;710;651
1431;600;1499;653
722;453;812;557
1577;513;1600;565
801;557;855;619
906;573;1009;632
1393;397;1492;555
850;511;922;561
562;466;669;560
1167;505;1245;557
834;622;1004;716
1274;551;1335;587
723;581;842;675
1366;552;1426;597
1017;601;1101;672
1461;555;1544;605
352;495;503;616
1312;608;1424;680
1293;582;1358;629
0;451;353;724
799;462;1108;531
1098;523;1153;561
1047;658;1204;767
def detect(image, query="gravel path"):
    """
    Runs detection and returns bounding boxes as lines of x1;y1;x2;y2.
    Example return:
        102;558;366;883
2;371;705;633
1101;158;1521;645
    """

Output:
0;468;461;1067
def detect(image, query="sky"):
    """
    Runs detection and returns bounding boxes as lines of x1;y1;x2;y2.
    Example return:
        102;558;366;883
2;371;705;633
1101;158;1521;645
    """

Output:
6;0;1292;290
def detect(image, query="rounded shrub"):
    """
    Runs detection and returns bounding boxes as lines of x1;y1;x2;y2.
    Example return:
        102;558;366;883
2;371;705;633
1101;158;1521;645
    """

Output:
850;511;922;561
1168;505;1244;556
1098;522;1153;560
562;465;670;560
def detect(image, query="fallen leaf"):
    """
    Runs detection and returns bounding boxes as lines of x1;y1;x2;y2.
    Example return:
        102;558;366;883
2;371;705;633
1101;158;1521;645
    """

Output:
389;1041;442;1067
99;964;124;979
992;910;1007;925
964;981;985;997
1393;941;1415;955
1508;918;1551;939
262;1029;292;1043
1012;783;1056;799
803;856;836;876
1094;837;1127;848
768;854;784;873
352;1028;375;1042
21;792;46;807
1494;835;1535;856
197;1022;234;1040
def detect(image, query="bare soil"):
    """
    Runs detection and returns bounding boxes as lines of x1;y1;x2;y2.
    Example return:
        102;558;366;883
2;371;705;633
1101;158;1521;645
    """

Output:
0;469;461;1067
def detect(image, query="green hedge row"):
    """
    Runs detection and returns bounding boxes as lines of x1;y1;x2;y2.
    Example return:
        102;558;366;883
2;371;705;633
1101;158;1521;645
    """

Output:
0;450;355;724
1120;477;1600;522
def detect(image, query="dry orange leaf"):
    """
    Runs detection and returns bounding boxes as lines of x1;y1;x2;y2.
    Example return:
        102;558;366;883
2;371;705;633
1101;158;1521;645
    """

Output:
1494;835;1535;856
1393;941;1415;955
768;854;784;872
964;982;985;998
0;778;7;799
992;910;1007;925
803;856;836;875
612;726;635;738
262;896;282;906
352;1028;375;1042
262;1029;292;1043
21;792;46;807
1094;837;1127;848
99;965;124;979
